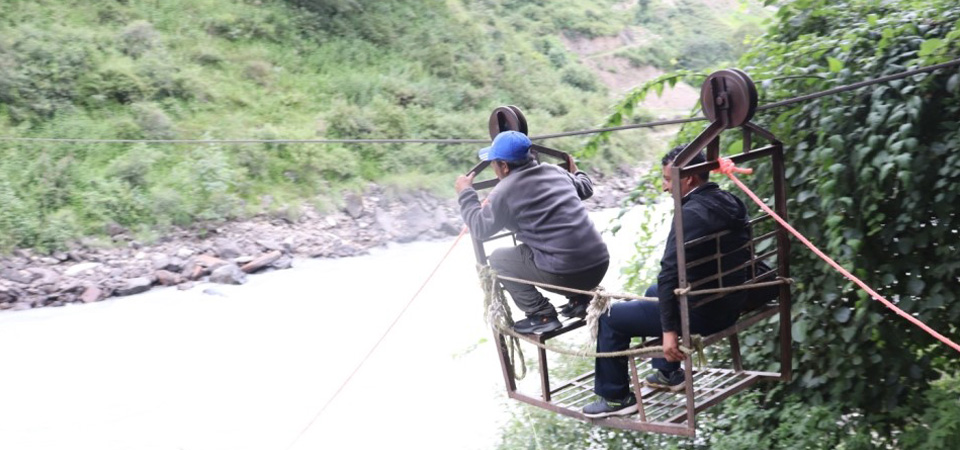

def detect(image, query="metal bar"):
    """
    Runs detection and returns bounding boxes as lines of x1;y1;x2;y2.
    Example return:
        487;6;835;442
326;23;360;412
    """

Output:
666;373;771;424
684;230;777;267
678;144;776;179
674;122;725;168
772;142;793;382
529;144;571;170
707;136;720;162
688;249;779;289
492;329;518;393
730;334;743;372
744;122;780;142
550;370;596;394
472;178;499;190
508;390;696;436
743;127;752;154
538;347;551;401
629;355;648;422
682;215;774;248
482;231;516;243
701;304;779;347
669;162;697;433
599;416;696;436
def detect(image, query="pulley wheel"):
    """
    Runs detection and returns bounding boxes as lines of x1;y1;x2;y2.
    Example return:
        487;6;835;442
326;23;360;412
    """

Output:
488;105;529;139
700;69;758;129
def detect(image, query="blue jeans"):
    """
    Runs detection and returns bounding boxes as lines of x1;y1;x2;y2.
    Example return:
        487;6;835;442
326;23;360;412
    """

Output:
593;285;740;400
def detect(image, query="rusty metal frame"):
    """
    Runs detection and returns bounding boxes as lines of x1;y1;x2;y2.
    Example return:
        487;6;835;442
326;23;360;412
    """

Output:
469;70;793;436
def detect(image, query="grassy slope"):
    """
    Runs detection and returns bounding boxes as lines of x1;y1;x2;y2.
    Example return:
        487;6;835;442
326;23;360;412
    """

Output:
0;0;758;251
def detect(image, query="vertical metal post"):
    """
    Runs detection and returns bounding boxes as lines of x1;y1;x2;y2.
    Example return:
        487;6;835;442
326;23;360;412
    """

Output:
538;347;551;401
771;142;793;382
670;165;697;431
473;234;518;393
730;334;743;372
629;358;647;422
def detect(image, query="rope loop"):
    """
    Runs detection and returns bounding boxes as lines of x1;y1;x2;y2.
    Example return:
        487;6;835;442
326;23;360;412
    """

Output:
476;265;704;379
712;157;754;176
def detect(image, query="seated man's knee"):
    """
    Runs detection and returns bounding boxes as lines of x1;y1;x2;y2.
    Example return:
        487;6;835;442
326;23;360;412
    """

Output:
487;248;510;270
644;284;658;298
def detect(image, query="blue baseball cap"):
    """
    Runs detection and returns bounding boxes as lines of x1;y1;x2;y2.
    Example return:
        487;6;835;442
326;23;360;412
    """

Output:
478;130;531;162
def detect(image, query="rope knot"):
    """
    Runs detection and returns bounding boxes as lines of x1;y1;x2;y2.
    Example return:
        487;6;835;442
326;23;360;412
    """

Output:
713;157;753;176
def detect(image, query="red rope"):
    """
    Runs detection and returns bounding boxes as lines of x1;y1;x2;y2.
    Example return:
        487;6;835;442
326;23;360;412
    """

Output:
284;227;469;449
713;157;960;354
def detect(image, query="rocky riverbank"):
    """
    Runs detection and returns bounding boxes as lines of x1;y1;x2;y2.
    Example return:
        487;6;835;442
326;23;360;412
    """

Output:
0;169;644;312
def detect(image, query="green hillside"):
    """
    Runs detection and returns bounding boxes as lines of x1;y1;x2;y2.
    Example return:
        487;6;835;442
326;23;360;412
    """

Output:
0;0;762;251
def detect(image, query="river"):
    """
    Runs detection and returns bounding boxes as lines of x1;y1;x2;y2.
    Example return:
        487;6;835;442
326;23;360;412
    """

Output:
0;207;661;450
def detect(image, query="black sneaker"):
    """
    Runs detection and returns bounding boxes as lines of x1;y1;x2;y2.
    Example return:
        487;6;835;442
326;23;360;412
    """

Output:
513;315;562;334
559;299;590;319
582;395;638;418
645;369;686;391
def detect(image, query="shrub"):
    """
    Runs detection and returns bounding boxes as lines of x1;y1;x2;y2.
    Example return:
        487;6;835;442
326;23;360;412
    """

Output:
243;60;273;86
561;65;601;92
107;144;163;187
0;181;40;251
0;26;96;123
82;60;149;105
118;20;160;58
131;102;176;139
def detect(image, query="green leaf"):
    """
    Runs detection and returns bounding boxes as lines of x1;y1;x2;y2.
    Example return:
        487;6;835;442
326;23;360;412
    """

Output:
833;307;852;323
918;38;944;57
793;320;808;343
907;278;925;296
827;56;843;73
947;74;959;93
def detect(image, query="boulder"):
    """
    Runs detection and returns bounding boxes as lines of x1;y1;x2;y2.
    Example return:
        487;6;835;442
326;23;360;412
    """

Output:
155;270;182;286
11;302;32;311
28;268;60;286
181;255;229;281
64;262;103;277
105;222;126;236
151;255;171;271
0;268;36;285
343;192;365;219
271;254;294;270
209;264;247;285
115;277;153;296
79;286;104;303
255;239;283;252
241;251;282;274
214;238;243;259
0;284;16;303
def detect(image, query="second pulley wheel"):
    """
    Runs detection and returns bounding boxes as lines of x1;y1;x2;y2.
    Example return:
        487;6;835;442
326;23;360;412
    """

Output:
700;69;757;129
488;105;529;139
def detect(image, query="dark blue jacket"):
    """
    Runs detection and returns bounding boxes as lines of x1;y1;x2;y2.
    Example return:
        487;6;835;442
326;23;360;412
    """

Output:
658;182;749;333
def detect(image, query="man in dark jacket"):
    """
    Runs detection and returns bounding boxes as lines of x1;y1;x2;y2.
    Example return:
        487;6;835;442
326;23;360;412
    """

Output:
455;131;610;334
583;144;749;418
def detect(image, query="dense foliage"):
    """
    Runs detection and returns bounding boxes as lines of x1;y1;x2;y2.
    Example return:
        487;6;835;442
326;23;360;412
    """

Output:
713;0;960;447
500;0;960;448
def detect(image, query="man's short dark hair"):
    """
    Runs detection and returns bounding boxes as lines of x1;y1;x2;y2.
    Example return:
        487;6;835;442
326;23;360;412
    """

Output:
661;143;709;182
503;155;534;170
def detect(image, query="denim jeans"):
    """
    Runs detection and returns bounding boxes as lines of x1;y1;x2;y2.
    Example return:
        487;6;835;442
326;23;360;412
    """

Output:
593;284;740;400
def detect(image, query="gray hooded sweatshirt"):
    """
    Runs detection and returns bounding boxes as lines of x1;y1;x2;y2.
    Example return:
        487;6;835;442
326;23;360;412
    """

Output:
458;160;609;274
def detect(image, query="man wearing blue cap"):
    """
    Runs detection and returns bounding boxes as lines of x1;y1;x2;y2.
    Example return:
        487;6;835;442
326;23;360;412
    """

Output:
455;130;610;334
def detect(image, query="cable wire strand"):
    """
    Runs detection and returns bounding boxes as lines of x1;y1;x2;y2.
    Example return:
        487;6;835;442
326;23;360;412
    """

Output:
4;57;957;146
